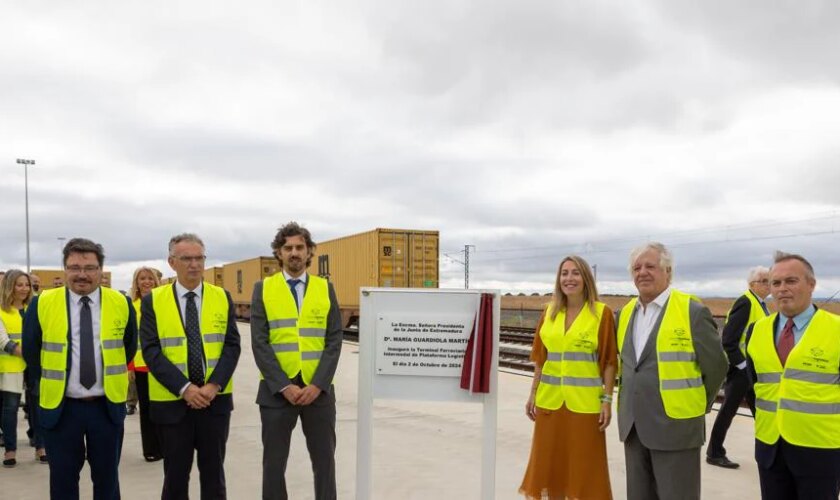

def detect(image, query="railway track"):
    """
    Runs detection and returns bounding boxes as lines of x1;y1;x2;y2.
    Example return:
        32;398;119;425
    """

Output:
344;324;737;406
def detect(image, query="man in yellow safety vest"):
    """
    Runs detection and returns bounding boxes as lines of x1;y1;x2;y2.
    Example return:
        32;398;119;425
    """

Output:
616;242;727;500
706;265;770;469
745;251;840;499
250;221;343;500
22;237;136;500
140;233;241;499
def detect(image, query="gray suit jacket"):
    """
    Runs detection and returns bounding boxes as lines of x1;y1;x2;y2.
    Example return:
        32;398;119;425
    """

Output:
250;276;343;408
617;297;727;450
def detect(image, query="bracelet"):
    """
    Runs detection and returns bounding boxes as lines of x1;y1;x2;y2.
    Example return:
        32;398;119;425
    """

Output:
599;394;613;404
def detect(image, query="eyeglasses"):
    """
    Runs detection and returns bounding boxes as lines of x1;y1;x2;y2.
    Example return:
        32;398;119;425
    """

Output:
174;255;206;264
66;265;101;274
750;279;770;284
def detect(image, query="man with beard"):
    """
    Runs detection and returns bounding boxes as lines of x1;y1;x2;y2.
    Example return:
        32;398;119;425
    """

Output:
29;274;41;296
250;222;343;500
22;238;136;500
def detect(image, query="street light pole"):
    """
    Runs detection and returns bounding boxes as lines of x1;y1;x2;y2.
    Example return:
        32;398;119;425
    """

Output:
16;159;35;273
57;236;67;264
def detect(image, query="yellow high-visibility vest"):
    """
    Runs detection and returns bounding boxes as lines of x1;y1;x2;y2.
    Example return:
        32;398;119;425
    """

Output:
36;287;129;409
726;291;768;356
261;273;330;385
617;289;706;419
0;307;26;373
131;298;147;368
536;302;604;413
147;283;232;401
748;310;840;448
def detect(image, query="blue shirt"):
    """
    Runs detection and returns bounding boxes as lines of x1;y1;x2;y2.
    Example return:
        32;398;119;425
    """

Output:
774;304;816;346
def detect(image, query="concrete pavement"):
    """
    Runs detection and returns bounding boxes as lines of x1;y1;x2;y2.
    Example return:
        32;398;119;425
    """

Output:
1;322;761;499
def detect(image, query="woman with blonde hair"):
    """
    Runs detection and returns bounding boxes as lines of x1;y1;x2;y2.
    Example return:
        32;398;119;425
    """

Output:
0;270;41;466
128;266;163;461
519;256;618;499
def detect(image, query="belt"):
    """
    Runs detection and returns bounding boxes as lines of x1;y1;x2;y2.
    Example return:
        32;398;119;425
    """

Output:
67;396;105;402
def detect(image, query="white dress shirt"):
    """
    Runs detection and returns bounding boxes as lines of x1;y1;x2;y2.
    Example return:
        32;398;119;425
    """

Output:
282;271;307;314
65;288;105;398
174;281;203;325
174;281;205;395
632;287;672;362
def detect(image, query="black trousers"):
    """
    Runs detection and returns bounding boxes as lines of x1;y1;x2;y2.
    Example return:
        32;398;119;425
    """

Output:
134;372;162;459
260;389;336;500
158;408;230;500
708;366;755;458
759;439;840;500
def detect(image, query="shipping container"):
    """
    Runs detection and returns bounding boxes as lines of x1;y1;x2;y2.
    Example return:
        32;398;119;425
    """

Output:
222;257;281;318
203;266;224;287
312;228;439;325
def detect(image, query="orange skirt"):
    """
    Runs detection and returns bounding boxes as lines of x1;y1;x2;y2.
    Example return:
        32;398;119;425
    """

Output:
519;406;612;500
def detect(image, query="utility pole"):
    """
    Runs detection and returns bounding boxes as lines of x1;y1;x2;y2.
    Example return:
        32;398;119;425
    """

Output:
16;159;35;273
593;264;598;282
464;244;475;289
58;236;67;265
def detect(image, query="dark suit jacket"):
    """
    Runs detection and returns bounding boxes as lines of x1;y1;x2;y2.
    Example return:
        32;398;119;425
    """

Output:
250;276;343;407
745;312;840;475
21;288;137;429
722;292;761;367
140;284;241;425
617;297;727;450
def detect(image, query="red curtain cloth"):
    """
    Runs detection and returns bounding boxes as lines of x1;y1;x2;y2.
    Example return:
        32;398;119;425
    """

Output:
460;293;494;393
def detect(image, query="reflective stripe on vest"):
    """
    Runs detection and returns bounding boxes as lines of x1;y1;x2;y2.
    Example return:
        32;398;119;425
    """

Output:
262;274;330;385
617;289;706;419
36;287;130;409
535;302;604;413
748;310;840;448
132;299;146;368
0;308;26;373
726;291;768;356
147;283;232;402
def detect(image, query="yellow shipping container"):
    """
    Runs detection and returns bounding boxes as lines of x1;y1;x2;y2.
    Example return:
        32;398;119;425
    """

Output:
222;257;281;317
203;266;224;287
312;228;439;310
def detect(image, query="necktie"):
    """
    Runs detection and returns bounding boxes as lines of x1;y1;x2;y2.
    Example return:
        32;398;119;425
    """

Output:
79;296;96;390
777;317;795;366
287;279;301;312
760;301;769;315
184;292;205;386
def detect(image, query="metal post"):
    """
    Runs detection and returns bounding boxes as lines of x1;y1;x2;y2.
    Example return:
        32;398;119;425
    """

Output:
16;159;35;273
464;244;475;289
58;237;67;265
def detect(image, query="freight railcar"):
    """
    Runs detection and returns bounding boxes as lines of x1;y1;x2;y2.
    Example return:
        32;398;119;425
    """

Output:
214;228;439;324
312;228;439;327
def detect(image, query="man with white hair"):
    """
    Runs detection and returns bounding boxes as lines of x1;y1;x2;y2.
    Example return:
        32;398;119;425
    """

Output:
616;242;727;500
706;266;770;469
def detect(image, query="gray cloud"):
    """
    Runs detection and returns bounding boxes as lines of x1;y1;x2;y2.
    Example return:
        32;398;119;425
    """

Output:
3;2;840;295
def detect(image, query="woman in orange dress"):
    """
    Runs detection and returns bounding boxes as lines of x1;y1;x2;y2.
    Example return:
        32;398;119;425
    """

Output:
519;255;618;500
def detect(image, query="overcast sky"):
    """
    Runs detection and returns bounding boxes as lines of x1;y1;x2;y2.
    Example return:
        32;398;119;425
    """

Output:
3;1;840;297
